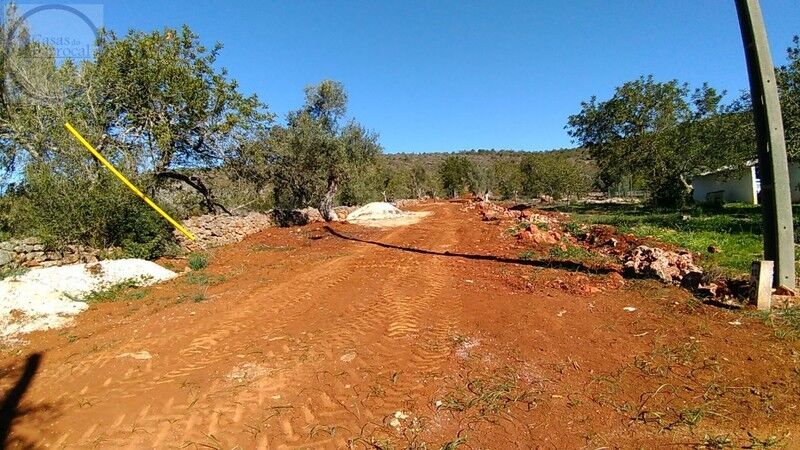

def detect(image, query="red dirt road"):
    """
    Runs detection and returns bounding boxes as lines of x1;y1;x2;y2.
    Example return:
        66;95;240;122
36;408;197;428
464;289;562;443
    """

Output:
2;202;800;449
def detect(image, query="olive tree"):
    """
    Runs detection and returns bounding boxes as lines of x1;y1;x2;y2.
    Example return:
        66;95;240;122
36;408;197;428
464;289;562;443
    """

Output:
269;80;382;220
93;26;270;212
520;152;591;202
567;75;753;206
778;35;800;158
438;155;479;198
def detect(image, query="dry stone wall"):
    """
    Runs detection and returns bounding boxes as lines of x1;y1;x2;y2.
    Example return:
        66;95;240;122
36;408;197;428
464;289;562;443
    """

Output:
1;203;386;267
175;212;274;251
0;238;102;270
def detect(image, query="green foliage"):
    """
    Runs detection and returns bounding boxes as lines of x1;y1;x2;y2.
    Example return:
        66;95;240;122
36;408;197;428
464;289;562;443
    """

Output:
751;307;800;341
488;159;522;200
566;75;754;205
777;35;800;158
269;80;382;212
0;16;269;256
6;165;172;256
188;252;209;271
185;271;225;285
378;165;413;201
0;265;28;280
83;279;149;304
94;25;270;173
548;244;594;261
439;155;480;197
519;152;591;201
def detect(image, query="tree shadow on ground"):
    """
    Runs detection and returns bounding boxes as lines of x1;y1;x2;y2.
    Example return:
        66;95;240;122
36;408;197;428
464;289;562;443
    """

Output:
323;226;616;275
0;353;56;449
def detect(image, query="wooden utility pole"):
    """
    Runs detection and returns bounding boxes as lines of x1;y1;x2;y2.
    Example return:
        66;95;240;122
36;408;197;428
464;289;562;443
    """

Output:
735;0;795;288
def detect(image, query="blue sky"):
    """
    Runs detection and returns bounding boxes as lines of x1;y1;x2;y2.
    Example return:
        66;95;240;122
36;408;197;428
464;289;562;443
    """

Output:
33;1;800;152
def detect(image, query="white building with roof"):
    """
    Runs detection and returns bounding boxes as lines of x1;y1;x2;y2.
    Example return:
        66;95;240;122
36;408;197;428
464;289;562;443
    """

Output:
691;162;800;204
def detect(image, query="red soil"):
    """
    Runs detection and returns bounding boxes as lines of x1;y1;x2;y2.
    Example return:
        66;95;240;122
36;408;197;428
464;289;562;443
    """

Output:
1;202;798;448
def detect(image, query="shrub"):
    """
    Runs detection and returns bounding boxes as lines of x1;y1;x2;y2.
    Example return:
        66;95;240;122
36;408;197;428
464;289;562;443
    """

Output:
4;164;174;258
188;252;209;270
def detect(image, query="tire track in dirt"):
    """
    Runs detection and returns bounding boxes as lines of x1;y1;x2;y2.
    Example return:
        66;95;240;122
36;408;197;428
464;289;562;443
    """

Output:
175;205;464;448
88;223;420;447
11;204;473;448
40;244;373;447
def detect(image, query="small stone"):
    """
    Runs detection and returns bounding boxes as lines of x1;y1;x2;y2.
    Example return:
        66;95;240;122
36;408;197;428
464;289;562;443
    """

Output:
0;250;13;266
339;352;356;362
116;351;152;360
774;285;797;297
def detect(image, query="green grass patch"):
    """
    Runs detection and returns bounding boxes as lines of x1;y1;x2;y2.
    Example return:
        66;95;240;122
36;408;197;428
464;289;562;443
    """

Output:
0;265;28;280
188;252;209;271
82;279;151;303
548;244;594;260
548;202;800;277
184;271;226;286
748;307;800;340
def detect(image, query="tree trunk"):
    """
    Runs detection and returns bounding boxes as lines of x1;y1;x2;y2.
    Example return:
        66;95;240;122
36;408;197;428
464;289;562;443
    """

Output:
679;174;694;194
319;176;339;222
156;171;231;215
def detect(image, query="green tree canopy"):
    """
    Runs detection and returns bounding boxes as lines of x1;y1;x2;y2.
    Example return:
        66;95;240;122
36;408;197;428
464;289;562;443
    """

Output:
438;155;479;197
269;80;382;219
778;35;800;158
520;153;591;201
567;75;753;206
488;159;523;200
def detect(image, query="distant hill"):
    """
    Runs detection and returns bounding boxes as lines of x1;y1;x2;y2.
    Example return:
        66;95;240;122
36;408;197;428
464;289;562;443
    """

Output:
383;147;588;172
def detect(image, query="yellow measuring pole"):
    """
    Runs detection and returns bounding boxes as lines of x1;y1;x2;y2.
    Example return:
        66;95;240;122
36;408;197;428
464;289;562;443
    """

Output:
64;122;195;240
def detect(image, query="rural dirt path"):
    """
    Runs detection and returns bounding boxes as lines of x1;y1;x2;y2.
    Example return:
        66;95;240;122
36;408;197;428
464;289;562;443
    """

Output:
2;202;800;448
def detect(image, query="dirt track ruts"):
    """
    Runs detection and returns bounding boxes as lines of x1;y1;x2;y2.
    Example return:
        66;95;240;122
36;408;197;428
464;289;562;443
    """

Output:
3;202;800;449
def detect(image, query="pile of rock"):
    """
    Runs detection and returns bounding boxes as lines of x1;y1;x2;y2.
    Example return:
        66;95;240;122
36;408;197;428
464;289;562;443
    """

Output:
271;207;324;227
334;206;358;220
393;199;423;209
0;238;102;270
478;202;527;221
623;245;703;286
579;225;641;256
476;201;567;227
177;212;274;251
517;224;563;245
